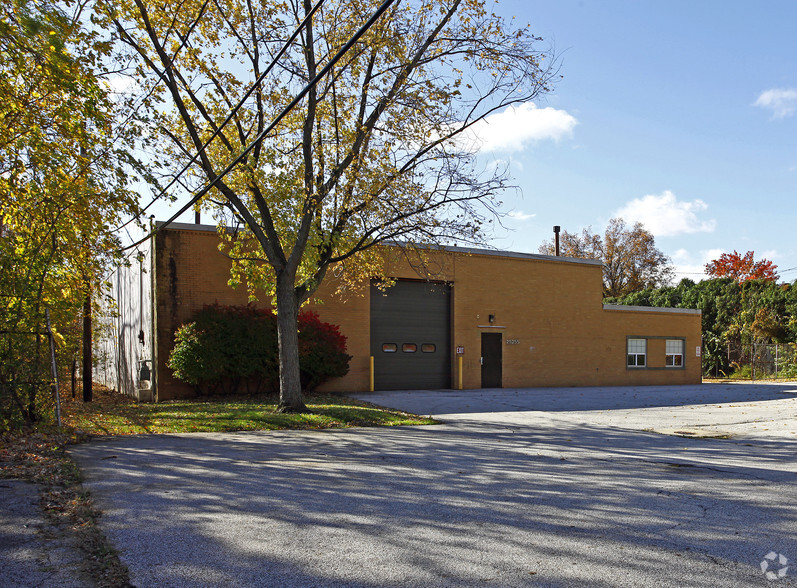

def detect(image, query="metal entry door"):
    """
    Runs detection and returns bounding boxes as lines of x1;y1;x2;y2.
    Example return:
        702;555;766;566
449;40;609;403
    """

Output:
370;280;451;390
481;332;502;388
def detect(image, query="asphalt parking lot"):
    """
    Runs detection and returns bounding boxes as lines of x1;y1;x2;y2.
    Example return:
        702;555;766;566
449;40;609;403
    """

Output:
68;382;796;587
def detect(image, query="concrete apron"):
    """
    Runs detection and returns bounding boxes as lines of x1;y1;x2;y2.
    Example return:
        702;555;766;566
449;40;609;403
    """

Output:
352;381;797;441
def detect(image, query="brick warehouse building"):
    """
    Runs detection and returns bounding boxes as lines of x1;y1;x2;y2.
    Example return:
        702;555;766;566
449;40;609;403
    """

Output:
97;222;702;401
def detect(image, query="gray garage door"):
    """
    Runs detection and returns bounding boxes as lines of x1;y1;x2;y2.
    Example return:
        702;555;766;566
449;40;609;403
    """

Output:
370;280;451;390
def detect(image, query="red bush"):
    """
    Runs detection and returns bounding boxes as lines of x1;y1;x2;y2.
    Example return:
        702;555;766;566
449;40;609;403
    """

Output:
168;304;350;395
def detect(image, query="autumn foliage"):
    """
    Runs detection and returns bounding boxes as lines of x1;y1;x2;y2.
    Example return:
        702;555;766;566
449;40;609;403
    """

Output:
109;0;558;411
1;0;144;429
168;305;351;396
539;218;673;297
704;251;779;283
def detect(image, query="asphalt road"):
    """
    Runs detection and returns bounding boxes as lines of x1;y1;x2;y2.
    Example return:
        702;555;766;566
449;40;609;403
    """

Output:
0;480;90;587
70;383;797;587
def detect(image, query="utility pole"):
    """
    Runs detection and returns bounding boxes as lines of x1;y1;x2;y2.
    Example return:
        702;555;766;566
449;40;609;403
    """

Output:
79;142;92;402
82;283;92;402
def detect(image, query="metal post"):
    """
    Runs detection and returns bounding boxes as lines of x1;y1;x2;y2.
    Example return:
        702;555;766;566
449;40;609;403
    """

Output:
458;356;463;390
751;343;756;381
45;310;61;427
369;356;374;392
71;358;77;399
82;287;92;402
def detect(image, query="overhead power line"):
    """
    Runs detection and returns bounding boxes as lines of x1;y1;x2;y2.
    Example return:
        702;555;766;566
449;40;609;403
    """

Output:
113;0;326;234
121;0;398;252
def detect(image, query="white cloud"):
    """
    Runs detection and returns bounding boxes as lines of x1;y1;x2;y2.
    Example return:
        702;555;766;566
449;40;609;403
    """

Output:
754;88;797;119
103;74;137;95
615;190;716;237
506;210;536;221
671;248;692;264
671;248;724;282
460;103;577;153
486;157;525;174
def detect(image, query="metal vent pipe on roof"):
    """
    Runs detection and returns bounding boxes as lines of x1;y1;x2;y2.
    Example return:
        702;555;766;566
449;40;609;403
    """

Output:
553;225;561;256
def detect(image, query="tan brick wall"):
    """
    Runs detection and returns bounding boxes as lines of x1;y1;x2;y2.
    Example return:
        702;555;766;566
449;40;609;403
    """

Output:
153;225;701;399
449;252;606;389
304;276;371;394
154;226;254;400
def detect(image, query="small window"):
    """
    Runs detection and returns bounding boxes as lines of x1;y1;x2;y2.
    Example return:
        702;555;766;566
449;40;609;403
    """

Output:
627;338;646;368
382;343;397;353
402;343;417;353
666;339;684;367
421;344;436;353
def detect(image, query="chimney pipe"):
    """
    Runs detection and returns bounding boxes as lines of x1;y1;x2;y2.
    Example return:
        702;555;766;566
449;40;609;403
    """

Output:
194;210;200;224
553;225;561;256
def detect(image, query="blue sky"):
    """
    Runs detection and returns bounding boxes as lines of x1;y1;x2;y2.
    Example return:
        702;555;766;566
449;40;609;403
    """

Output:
151;0;797;283
480;0;797;282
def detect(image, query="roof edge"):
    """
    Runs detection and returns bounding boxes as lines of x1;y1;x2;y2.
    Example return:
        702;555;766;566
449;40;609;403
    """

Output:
154;221;603;267
603;304;701;315
156;220;218;233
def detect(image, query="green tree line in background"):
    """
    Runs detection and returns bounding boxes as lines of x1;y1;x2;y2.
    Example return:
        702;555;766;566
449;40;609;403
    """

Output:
541;221;797;379
605;277;797;378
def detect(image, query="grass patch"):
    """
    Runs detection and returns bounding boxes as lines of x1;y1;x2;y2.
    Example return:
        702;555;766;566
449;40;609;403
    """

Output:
61;387;438;436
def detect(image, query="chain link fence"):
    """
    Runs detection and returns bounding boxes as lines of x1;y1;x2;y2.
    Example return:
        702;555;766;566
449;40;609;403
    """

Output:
0;316;64;430
720;342;797;380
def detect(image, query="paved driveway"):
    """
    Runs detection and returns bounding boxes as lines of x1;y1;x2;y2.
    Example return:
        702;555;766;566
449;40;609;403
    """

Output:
71;383;797;587
353;382;797;440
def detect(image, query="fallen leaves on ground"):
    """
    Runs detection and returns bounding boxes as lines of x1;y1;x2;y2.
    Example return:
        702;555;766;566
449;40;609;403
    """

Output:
0;428;131;587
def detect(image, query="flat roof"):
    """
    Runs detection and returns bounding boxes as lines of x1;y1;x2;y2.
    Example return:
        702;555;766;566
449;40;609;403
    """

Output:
157;221;603;267
603;304;701;315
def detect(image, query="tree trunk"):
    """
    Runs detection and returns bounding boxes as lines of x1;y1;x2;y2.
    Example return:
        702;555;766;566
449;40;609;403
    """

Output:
82;287;92;402
275;272;306;413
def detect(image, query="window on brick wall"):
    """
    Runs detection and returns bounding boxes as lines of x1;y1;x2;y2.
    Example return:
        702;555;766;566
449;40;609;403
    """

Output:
627;338;646;368
666;339;684;367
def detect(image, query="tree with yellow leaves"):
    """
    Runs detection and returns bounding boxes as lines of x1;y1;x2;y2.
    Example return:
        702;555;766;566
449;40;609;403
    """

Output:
539;218;673;298
1;0;144;426
109;0;557;411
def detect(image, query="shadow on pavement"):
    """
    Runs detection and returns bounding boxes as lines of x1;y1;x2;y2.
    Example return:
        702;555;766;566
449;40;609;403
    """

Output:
71;417;797;587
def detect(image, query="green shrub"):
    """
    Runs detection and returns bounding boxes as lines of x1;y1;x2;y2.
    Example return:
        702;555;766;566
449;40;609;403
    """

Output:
169;321;243;392
778;363;797;379
728;364;752;380
168;304;350;396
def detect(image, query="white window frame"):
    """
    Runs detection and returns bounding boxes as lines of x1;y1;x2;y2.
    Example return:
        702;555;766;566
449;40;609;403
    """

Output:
665;339;685;368
627;338;647;368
